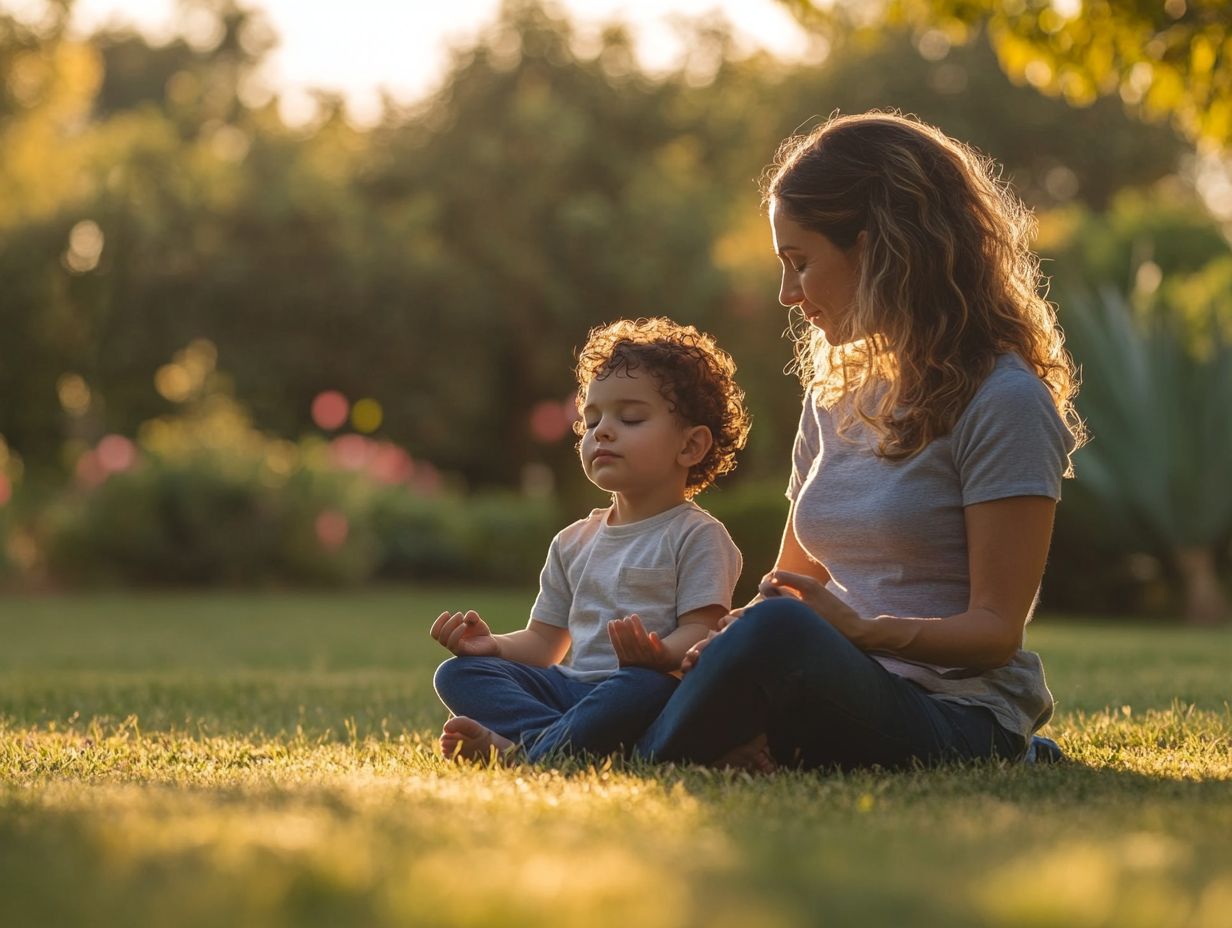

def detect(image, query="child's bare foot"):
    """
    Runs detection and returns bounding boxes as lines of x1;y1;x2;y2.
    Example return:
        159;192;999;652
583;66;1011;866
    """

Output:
713;732;778;775
440;716;515;763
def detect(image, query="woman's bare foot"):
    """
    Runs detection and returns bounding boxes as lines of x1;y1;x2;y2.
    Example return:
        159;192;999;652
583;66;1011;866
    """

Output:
440;716;515;763
713;732;778;775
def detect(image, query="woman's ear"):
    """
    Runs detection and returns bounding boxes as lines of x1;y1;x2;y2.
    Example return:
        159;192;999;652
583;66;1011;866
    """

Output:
678;425;713;468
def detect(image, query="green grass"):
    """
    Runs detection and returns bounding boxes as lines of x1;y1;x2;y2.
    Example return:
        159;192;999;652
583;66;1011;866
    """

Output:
1;589;1230;927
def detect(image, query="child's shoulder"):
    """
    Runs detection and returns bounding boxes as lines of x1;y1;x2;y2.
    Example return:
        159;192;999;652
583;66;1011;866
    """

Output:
676;500;724;526
628;501;728;540
551;507;610;549
666;501;736;542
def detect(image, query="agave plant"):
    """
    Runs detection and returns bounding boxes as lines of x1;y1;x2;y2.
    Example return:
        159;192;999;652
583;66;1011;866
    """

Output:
1060;287;1232;625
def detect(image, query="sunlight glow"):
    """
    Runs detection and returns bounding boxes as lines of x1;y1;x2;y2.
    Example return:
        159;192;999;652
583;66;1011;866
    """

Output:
67;0;816;126
64;219;104;273
57;373;92;416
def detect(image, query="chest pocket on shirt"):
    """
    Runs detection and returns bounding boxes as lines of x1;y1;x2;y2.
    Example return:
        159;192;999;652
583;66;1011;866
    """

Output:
617;567;677;632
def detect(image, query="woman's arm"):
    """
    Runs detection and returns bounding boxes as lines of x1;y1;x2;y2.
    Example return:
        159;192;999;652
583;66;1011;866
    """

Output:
768;496;1057;670
737;504;830;612
773;505;832;583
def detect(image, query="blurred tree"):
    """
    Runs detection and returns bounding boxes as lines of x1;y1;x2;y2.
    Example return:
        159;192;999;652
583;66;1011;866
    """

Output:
782;0;1232;149
0;7;105;466
0;0;288;469
0;0;1208;501
354;0;733;487
91;31;203;118
757;29;1188;210
1037;184;1231;299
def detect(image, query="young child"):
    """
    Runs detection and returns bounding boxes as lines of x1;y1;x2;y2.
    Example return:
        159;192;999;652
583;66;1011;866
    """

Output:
431;316;751;762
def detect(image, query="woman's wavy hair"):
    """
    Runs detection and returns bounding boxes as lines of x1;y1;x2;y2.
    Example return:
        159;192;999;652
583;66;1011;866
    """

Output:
763;111;1085;466
574;317;751;498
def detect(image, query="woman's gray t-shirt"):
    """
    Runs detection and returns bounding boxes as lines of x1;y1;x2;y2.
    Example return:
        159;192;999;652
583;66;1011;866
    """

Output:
787;353;1075;739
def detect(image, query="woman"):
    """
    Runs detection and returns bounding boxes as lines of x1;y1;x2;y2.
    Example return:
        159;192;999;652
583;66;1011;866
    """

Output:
636;112;1085;770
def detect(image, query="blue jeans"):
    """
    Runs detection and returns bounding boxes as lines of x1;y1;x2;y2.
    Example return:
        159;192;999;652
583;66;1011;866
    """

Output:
433;657;679;763
635;598;1027;769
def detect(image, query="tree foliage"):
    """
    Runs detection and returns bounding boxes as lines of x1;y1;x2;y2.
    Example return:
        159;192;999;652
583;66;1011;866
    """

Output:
0;0;1210;494
783;0;1232;149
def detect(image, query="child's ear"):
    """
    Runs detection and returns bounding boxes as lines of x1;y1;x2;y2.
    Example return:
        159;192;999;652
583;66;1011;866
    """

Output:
678;425;713;468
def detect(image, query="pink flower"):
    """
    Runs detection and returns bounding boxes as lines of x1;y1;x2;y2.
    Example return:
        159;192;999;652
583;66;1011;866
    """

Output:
311;391;349;431
314;510;349;550
529;400;571;443
96;434;137;473
75;451;107;488
329;434;372;471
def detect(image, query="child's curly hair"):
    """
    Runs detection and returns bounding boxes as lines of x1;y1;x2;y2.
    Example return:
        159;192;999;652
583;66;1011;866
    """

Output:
574;317;751;498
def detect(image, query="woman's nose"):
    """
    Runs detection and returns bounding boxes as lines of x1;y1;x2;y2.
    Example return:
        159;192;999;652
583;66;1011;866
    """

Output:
779;272;802;308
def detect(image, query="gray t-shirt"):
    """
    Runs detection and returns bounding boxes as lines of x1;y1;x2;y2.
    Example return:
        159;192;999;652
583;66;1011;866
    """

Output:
788;353;1076;739
531;501;742;683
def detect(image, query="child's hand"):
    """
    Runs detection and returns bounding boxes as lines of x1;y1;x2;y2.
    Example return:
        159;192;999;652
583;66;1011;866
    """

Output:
680;630;714;674
680;609;742;673
431;610;500;657
607;614;676;673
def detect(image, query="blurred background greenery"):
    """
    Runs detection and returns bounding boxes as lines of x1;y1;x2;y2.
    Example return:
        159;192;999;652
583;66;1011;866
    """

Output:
1;0;1229;623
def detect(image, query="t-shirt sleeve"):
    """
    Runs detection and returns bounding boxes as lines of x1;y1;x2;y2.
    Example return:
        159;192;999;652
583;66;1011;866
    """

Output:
786;391;822;501
951;370;1076;506
529;534;571;627
675;519;743;616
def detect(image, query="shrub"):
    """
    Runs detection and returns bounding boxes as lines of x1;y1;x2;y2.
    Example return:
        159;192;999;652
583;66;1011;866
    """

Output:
43;448;381;587
456;492;560;586
1054;287;1232;623
38;395;564;588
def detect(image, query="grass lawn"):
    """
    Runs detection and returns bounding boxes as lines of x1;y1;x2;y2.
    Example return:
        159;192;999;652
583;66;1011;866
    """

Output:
1;588;1230;927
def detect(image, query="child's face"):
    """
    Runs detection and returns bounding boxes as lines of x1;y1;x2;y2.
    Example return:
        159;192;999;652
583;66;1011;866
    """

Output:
579;370;696;497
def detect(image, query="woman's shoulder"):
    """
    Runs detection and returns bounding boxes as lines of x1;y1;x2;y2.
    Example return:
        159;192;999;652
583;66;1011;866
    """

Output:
961;353;1054;418
952;352;1075;455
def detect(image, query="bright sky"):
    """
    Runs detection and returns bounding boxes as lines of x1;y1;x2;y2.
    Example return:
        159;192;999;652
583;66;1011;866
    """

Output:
48;0;819;124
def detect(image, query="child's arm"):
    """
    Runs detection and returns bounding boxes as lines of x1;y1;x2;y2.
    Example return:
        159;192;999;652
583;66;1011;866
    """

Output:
431;611;570;667
607;604;726;673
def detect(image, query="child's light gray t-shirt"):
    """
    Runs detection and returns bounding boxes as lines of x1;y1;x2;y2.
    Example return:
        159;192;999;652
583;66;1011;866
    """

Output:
788;353;1076;739
531;501;742;683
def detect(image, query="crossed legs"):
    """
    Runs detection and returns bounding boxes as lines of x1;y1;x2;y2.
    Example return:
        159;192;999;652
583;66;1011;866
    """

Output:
433;657;679;763
636;597;1025;769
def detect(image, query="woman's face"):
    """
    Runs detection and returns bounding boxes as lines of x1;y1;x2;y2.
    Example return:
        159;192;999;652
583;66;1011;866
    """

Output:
770;200;864;344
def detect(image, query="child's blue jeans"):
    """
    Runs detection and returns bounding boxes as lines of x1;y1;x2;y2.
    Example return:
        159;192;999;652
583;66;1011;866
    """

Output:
634;597;1029;769
433;657;678;762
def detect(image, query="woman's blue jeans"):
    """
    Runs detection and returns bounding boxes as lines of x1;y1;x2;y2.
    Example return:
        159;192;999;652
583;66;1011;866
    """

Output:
634;597;1027;769
433;657;678;763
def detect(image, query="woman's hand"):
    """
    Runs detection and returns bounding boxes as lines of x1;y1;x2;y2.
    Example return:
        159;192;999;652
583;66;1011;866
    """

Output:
607;614;678;672
431;610;500;657
758;570;872;648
